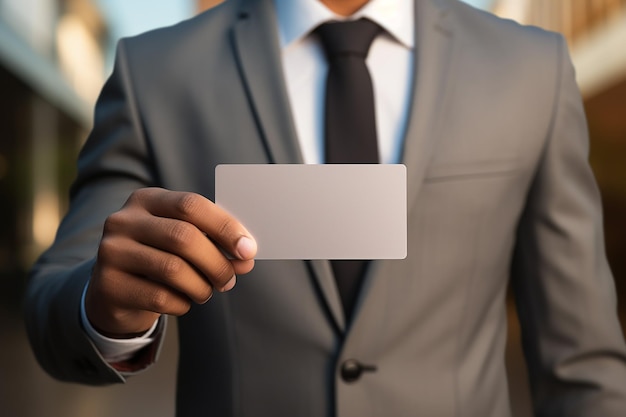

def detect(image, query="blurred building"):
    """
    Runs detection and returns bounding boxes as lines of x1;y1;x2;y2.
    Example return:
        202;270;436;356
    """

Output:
0;4;183;417
0;0;107;308
197;0;222;12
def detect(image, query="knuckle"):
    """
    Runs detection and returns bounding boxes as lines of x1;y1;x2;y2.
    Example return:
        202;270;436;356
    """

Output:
103;212;125;235
216;216;236;240
175;193;202;219
168;222;195;249
125;189;142;208
127;188;151;206
159;255;185;280
97;236;120;262
148;290;171;313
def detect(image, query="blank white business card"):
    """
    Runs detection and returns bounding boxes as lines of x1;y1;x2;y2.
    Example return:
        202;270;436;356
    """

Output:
215;164;406;260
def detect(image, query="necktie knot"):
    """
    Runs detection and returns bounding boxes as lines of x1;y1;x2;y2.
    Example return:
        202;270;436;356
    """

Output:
316;18;382;60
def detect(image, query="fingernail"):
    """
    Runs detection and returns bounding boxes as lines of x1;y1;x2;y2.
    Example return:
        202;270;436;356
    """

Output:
201;292;213;304
221;275;237;292
236;236;257;260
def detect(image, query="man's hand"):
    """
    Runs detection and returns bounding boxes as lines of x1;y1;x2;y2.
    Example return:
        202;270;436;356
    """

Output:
85;188;257;338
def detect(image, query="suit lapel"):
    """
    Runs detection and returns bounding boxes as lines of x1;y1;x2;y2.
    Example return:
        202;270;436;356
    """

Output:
349;0;458;325
232;0;302;165
232;0;345;332
307;260;346;332
401;0;457;212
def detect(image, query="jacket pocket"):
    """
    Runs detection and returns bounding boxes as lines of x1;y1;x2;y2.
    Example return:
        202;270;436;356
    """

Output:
424;157;519;182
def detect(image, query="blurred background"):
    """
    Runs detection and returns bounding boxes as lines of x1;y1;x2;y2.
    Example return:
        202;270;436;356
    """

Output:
0;0;624;416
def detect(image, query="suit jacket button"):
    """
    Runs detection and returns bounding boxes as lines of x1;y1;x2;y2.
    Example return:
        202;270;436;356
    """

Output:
340;359;364;383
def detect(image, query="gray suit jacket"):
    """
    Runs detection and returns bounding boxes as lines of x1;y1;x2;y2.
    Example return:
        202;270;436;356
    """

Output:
25;0;626;416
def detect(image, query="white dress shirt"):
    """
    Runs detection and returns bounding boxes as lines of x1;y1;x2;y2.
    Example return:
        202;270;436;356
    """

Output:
83;0;415;362
276;0;414;164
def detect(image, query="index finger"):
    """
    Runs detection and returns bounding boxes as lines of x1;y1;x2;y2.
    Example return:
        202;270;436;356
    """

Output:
131;188;257;260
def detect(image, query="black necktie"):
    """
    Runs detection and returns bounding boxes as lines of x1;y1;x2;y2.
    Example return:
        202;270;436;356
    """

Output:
316;19;382;319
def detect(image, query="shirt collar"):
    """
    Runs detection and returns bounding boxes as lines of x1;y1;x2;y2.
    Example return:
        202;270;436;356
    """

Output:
274;0;415;49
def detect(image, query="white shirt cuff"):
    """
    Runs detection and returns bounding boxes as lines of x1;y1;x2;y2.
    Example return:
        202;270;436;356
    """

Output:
80;283;161;363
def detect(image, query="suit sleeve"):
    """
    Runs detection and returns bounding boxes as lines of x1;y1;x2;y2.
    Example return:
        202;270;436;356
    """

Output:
511;34;626;415
24;39;163;385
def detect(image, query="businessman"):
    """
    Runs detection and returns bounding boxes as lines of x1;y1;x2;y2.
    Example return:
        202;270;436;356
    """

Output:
25;0;626;416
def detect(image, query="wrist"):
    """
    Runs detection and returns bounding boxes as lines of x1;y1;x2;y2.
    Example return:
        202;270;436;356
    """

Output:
81;282;162;362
